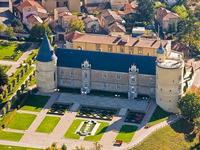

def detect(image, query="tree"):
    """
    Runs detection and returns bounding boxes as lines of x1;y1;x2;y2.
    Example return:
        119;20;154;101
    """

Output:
194;117;200;143
69;19;85;32
178;93;200;120
177;14;200;53
136;0;154;23
5;26;15;38
0;23;5;33
11;18;23;33
0;67;8;87
172;5;188;19
30;24;52;41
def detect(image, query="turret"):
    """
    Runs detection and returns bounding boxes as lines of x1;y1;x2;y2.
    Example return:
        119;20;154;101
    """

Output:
156;45;184;113
156;42;166;62
36;34;57;93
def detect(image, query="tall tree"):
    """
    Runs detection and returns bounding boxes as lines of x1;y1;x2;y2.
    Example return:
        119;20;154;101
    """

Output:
178;93;200;120
136;0;154;23
69;19;85;32
30;24;52;41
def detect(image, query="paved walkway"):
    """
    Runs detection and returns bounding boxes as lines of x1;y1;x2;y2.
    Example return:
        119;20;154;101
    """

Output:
0;43;37;76
57;93;149;112
0;92;180;150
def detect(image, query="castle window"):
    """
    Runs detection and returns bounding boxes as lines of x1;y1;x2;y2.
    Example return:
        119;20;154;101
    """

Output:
78;46;82;50
104;83;107;88
96;44;101;51
160;88;162;91
54;72;56;81
56;2;59;7
138;48;143;54
117;74;121;80
103;73;107;79
84;72;87;78
108;45;113;52
120;46;124;53
169;90;172;92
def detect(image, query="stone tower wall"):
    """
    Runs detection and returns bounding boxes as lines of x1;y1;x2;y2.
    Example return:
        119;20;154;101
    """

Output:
156;63;184;113
36;60;57;93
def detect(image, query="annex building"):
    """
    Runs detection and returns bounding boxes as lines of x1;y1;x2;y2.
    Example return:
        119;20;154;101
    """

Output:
36;34;185;113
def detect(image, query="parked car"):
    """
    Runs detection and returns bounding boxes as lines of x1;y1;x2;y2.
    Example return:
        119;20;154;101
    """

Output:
113;140;123;147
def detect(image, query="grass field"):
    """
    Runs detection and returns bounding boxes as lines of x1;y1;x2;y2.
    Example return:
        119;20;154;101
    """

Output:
0;145;40;150
115;125;137;143
84;122;109;142
132;119;199;150
0;131;23;141
64;119;84;139
7;113;36;130
20;95;50;112
147;106;171;127
36;116;60;133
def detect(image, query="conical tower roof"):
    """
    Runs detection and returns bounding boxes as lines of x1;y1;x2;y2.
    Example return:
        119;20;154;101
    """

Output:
36;34;53;62
156;42;165;54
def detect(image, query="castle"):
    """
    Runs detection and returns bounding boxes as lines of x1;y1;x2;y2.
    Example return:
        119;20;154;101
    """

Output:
36;34;185;113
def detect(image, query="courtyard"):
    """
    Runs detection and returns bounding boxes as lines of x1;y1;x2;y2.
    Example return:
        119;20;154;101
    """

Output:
0;91;172;150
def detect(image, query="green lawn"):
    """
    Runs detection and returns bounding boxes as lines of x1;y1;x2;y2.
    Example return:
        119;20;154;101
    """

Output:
0;131;23;141
0;145;40;150
20;95;50;112
7;113;36;130
64;119;84;139
36;116;60;133
115;125;137;143
147;106;171;127
132;119;199;150
84;122;109;142
0;41;31;61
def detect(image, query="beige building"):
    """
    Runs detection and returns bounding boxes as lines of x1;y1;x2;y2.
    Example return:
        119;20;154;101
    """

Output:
42;0;80;13
65;32;171;57
36;34;187;113
155;7;180;32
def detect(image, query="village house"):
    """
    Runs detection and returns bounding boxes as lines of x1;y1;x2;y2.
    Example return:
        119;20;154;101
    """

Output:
13;0;48;29
42;0;80;13
98;9;126;35
155;7;180;32
83;15;101;33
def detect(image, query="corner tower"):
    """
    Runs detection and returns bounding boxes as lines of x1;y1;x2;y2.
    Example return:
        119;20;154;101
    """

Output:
156;45;184;113
36;34;57;93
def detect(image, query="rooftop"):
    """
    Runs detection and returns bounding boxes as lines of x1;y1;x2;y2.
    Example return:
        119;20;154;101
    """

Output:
72;33;168;49
56;48;156;75
157;59;183;69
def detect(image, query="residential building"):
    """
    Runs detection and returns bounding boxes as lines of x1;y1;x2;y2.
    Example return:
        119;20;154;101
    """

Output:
83;15;101;33
155;7;180;32
98;9;126;35
65;32;171;57
42;0;80;13
14;0;48;29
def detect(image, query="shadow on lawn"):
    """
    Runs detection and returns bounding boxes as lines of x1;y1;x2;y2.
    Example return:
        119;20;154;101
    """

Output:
170;118;196;142
96;117;125;135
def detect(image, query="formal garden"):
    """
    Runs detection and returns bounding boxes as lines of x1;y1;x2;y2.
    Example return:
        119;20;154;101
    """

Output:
76;106;118;121
47;103;72;115
0;40;31;61
125;111;145;124
64;119;109;142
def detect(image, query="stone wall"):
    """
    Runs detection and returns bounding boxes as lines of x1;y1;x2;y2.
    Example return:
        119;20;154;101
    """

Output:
57;67;156;97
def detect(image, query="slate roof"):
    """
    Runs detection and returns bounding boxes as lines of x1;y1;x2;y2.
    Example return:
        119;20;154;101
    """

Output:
56;48;156;75
36;34;54;62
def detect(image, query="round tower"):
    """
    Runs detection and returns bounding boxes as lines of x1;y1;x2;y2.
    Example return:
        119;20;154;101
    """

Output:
156;45;184;113
36;34;57;93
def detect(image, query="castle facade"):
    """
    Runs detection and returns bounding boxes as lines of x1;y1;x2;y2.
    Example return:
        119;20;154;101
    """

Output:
36;34;185;113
